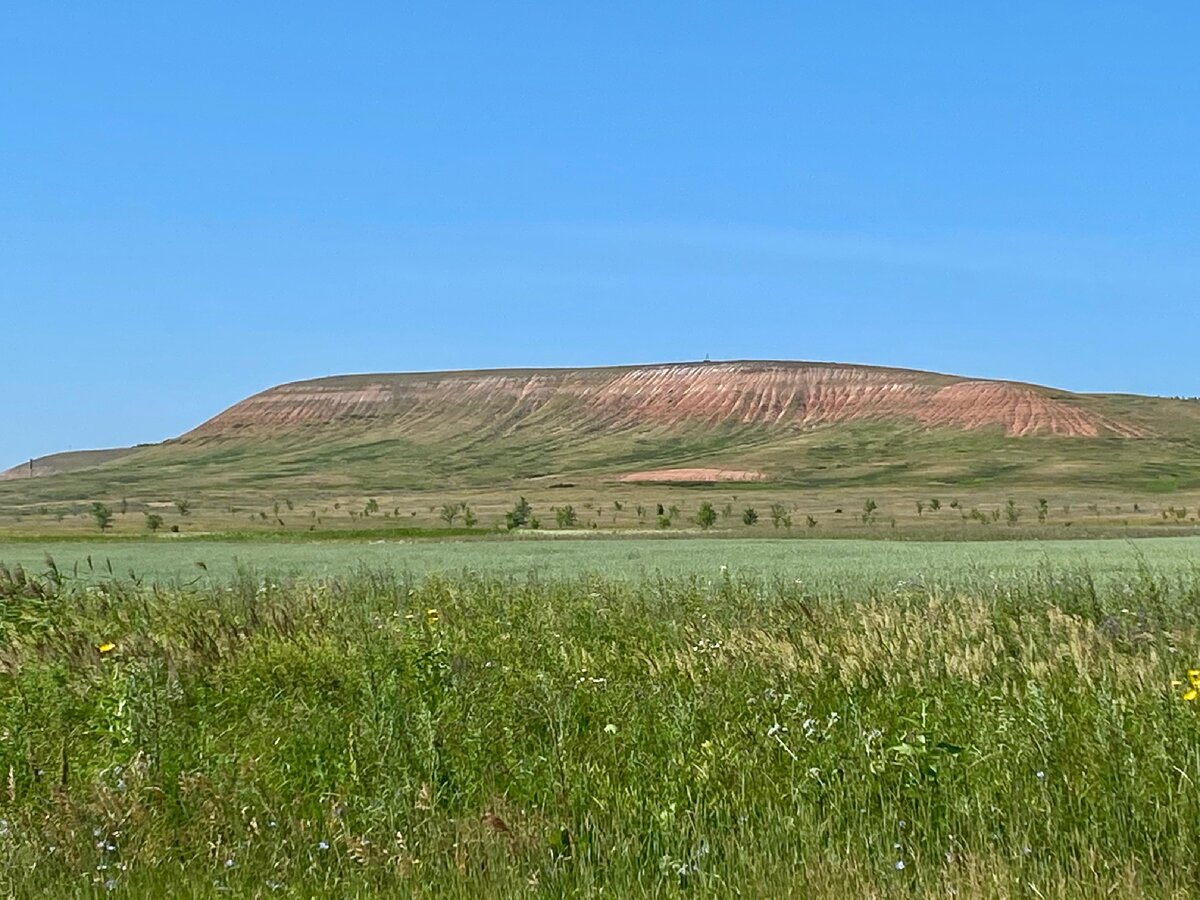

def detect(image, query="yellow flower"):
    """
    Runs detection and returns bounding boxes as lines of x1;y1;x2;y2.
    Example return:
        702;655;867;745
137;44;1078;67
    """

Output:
1185;689;1199;702
425;608;440;626
1189;669;1200;688
98;642;116;654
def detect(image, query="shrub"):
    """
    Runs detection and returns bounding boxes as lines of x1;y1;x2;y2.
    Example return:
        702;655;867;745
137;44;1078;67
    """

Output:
144;513;163;532
742;507;758;526
506;497;533;530
555;505;578;528
91;502;113;532
696;501;718;530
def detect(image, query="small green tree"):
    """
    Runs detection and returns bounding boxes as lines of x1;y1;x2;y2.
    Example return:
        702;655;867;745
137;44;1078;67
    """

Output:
555;505;578;528
463;505;477;527
741;507;758;526
916;500;925;517
805;515;818;528
174;499;192;516
365;498;380;516
506;497;533;530
1037;498;1049;524
144;512;163;532
1006;500;1021;526
696;501;718;530
91;502;113;532
769;502;789;528
657;513;672;529
862;499;878;524
440;503;461;526
929;498;941;512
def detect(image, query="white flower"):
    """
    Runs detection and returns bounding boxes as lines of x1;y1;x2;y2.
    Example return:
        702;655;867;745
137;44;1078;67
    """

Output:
318;840;329;851
895;860;905;871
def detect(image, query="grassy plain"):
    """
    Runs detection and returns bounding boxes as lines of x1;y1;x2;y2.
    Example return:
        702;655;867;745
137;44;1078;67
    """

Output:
2;534;1200;586
3;538;1200;895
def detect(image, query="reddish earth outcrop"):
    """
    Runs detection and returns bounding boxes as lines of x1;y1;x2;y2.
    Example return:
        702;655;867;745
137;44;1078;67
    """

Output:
186;361;1145;440
618;468;766;483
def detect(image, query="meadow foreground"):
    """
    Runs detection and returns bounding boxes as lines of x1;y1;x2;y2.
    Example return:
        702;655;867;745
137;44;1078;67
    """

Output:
2;551;1199;897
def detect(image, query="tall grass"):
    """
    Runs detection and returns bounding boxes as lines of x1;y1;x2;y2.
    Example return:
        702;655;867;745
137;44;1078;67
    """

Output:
2;560;1200;896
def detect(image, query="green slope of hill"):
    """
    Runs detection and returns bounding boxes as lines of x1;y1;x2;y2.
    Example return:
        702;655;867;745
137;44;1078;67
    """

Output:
3;361;1200;535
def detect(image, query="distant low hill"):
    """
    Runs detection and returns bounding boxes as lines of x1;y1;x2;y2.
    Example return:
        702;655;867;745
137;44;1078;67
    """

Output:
4;361;1200;516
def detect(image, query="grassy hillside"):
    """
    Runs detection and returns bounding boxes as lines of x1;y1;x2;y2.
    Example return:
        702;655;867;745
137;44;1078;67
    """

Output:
3;362;1200;536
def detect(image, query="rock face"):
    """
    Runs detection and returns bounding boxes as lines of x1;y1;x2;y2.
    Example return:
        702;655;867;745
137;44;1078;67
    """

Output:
185;361;1144;440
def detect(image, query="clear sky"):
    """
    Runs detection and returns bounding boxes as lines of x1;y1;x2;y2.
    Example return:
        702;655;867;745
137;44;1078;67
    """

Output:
2;3;1198;466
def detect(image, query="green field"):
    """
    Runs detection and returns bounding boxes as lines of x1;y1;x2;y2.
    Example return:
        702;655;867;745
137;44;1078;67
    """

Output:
3;536;1200;896
2;533;1200;587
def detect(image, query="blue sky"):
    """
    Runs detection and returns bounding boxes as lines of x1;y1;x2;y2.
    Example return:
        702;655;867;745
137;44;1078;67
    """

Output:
2;3;1198;465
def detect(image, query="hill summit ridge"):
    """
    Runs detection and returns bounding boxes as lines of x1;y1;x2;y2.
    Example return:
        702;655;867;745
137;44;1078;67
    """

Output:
186;360;1144;440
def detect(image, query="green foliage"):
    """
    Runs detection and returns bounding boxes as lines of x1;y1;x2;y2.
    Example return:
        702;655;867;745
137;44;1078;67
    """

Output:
695;501;718;530
439;503;462;526
90;502;113;532
144;513;163;532
741;507;758;526
1;563;1200;896
1006;499;1021;527
555;505;578;528
862;498;878;524
174;499;192;516
769;502;788;529
462;505;477;527
506;497;533;530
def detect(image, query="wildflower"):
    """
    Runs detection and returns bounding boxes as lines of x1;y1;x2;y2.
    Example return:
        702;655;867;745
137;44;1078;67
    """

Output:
604;723;618;735
425;608;440;626
895;860;905;870
1036;770;1045;781
1184;669;1200;701
98;642;116;654
224;859;235;869
318;840;329;851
